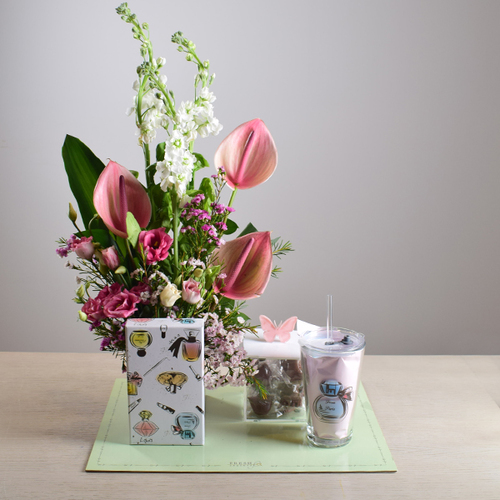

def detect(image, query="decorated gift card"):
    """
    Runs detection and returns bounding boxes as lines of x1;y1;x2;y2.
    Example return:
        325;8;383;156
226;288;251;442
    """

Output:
125;318;205;445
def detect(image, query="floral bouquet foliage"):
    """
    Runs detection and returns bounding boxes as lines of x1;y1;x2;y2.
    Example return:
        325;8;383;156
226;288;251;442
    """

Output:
57;3;291;390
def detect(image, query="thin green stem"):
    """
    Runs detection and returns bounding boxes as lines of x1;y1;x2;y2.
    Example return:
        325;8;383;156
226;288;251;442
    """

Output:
148;72;176;117
223;187;238;224
143;144;151;171
172;190;180;269
228;188;238;208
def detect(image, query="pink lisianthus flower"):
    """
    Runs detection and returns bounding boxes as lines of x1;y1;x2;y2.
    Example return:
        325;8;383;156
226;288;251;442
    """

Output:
102;289;140;319
81;296;107;324
72;236;94;260
130;281;152;304
139;227;173;264
97;283;122;301
101;246;120;270
81;283;123;324
182;278;202;305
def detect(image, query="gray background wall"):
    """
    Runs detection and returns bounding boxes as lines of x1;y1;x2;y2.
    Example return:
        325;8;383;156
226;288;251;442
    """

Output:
1;0;499;360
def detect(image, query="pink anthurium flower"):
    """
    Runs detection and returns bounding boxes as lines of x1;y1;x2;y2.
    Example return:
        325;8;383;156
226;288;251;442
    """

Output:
212;231;272;300
93;160;151;238
214;119;277;190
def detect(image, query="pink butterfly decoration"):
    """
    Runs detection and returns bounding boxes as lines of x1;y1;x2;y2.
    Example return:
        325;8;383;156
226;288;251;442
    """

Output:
259;315;298;343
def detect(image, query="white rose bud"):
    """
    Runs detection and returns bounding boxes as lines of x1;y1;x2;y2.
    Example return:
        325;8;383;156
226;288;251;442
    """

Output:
160;283;181;308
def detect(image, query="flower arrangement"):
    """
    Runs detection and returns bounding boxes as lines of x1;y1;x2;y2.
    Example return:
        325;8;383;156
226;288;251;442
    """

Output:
57;3;292;390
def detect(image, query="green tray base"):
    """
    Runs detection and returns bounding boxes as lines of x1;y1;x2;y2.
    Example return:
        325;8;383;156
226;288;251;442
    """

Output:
86;379;397;472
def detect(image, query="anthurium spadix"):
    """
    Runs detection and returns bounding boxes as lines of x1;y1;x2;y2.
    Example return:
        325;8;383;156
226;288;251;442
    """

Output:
93;160;151;239
214;119;277;190
213;232;273;300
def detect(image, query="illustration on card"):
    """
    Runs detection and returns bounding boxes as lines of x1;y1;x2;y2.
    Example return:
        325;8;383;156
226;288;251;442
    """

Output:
127;371;143;395
157;371;188;393
129;330;153;357
157;402;175;414
313;379;353;422
133;410;159;438
160;324;168;338
172;412;199;440
143;356;169;377
168;329;201;362
189;365;202;381
128;398;142;413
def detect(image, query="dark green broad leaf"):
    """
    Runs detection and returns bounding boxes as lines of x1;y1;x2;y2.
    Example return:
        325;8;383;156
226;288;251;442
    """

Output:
238;222;258;237
225;219;238;235
62;135;106;228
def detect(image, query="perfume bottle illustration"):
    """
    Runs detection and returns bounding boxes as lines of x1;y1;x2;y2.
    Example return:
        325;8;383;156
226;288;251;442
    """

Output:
133;410;159;437
168;330;201;362
160;324;168;339
173;318;195;324
171;412;199;440
156;371;188;394
313;379;353;422
127;371;143;395
129;330;153;357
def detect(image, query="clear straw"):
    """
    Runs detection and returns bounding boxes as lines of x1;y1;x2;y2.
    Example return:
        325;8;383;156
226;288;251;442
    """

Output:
326;294;334;339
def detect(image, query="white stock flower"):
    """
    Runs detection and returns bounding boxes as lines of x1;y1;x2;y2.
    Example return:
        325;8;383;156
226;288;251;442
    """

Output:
199;86;216;103
128;80;169;145
154;131;196;196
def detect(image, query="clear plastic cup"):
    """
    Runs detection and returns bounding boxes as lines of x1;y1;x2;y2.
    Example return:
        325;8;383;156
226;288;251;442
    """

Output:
299;327;365;447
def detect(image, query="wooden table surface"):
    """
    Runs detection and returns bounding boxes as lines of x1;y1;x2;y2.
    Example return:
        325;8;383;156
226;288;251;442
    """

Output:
0;353;499;499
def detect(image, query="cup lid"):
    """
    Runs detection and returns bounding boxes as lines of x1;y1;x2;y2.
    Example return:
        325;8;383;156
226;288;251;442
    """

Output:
299;327;365;354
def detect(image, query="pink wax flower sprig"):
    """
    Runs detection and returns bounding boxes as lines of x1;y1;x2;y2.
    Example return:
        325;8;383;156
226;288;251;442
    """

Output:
57;3;293;384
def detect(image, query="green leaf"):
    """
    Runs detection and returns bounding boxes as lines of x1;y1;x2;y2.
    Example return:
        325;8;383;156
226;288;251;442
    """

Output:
199;177;216;209
79;228;111;249
115;236;128;259
129;170;140;179
126;212;141;248
188;153;211;191
156;142;166;162
62;135;106;228
205;264;220;289
220;297;235;310
225;219;238;235
238;223;258;237
193;152;210;171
